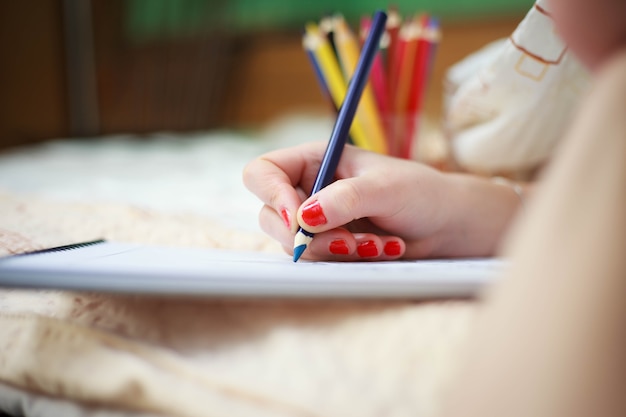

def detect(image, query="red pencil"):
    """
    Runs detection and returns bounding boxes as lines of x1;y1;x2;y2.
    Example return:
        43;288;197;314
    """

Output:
402;15;439;159
388;18;420;156
385;7;401;93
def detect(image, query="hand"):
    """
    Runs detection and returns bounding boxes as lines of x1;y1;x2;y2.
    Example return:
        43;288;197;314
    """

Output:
243;141;519;261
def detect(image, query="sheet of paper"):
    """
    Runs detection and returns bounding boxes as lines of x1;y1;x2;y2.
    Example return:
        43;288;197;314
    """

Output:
0;241;505;299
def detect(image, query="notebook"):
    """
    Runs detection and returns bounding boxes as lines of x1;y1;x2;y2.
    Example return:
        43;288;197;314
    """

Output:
0;240;504;299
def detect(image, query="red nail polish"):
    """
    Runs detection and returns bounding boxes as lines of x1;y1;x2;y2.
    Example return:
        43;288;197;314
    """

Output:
329;239;350;255
383;241;402;256
301;200;327;227
280;208;291;229
357;240;379;257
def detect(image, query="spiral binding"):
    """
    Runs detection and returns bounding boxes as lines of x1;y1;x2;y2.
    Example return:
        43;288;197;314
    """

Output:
16;239;106;257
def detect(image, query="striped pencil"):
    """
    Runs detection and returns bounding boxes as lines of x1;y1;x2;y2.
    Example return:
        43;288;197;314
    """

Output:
293;10;388;262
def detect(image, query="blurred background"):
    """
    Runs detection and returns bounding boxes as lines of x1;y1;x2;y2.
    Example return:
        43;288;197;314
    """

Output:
0;0;532;149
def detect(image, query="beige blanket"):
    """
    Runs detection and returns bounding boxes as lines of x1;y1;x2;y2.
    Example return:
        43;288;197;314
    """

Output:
0;124;479;417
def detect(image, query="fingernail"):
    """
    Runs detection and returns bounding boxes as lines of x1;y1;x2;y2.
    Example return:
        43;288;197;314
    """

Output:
301;200;327;227
383;241;402;256
357;240;379;258
280;207;291;229
329;239;350;255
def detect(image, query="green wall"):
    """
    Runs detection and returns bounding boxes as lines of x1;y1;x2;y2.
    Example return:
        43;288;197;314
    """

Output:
229;0;532;29
127;0;533;41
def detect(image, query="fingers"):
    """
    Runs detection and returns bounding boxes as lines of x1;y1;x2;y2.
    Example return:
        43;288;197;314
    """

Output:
310;233;406;261
259;204;406;261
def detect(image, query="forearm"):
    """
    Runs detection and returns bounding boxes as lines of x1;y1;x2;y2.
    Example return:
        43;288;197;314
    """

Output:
440;50;626;417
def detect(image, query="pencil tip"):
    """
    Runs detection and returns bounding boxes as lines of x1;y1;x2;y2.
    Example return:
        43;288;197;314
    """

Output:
293;245;306;262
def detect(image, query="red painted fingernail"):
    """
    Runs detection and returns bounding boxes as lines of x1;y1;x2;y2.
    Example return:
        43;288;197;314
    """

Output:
329;239;350;255
383;241;402;256
301;200;327;227
357;240;379;258
280;208;291;229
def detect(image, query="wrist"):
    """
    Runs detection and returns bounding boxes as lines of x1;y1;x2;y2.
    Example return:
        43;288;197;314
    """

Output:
438;173;524;257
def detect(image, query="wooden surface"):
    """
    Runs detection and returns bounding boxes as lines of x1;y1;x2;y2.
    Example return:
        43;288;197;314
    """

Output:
0;1;68;148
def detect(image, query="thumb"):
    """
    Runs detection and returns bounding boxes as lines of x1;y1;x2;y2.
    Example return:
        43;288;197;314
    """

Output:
296;174;392;233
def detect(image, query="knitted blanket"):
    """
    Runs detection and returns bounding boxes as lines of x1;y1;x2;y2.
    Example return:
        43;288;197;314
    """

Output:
0;119;477;417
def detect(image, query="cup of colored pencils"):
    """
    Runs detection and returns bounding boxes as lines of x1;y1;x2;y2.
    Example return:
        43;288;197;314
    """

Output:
303;8;441;159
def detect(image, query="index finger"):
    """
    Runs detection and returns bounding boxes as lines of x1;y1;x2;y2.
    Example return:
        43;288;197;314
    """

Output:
242;142;328;233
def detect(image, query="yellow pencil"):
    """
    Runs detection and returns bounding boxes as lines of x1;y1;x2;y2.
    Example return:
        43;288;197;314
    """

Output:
333;15;388;154
304;23;378;152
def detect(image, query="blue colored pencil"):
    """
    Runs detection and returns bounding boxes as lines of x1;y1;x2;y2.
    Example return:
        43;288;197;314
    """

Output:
293;10;388;262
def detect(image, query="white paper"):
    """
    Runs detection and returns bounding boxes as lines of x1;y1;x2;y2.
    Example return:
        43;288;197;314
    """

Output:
0;241;504;299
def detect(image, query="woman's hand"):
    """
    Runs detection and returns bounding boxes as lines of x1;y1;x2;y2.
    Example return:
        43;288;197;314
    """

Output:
243;141;521;261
